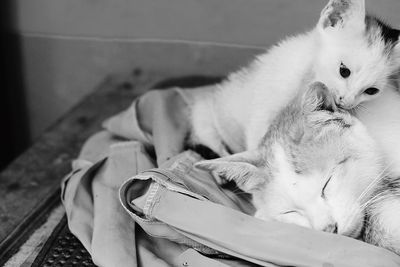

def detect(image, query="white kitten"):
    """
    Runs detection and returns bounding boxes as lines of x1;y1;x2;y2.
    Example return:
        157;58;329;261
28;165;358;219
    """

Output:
187;0;400;176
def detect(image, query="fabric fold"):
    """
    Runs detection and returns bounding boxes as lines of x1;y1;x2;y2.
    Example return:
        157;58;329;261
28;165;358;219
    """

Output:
62;84;400;267
119;153;400;267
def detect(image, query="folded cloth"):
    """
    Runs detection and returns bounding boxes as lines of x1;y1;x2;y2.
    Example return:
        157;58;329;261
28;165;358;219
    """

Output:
62;84;400;267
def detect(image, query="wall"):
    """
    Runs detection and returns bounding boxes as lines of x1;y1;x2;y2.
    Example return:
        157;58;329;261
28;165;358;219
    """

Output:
2;0;400;168
13;0;400;46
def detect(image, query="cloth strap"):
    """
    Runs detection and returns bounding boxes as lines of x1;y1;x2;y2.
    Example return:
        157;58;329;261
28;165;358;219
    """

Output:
149;188;400;267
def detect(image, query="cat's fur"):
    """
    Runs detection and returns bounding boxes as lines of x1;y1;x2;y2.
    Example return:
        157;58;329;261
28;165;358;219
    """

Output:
187;0;400;177
196;82;385;238
364;176;400;255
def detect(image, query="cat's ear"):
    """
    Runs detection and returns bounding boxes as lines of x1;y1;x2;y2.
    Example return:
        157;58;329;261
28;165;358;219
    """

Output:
302;82;337;112
393;31;400;59
289;82;338;144
195;150;266;192
318;0;365;31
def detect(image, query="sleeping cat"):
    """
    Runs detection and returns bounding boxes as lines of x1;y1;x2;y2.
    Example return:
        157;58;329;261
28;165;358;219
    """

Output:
196;82;385;238
187;0;400;176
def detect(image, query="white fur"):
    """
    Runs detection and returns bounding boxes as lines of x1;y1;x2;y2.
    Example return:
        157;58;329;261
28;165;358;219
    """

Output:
187;0;400;176
366;193;400;255
356;88;400;177
251;130;383;237
376;198;400;239
195;84;385;237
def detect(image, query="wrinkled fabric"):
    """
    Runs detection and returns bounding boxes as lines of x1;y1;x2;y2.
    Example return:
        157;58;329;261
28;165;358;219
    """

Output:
62;86;400;267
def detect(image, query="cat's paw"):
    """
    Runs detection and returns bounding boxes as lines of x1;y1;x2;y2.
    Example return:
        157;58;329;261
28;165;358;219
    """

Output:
195;161;230;185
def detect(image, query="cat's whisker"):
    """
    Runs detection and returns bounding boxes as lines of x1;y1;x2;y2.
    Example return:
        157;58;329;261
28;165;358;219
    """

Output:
341;162;393;233
355;104;371;115
359;193;388;211
357;104;367;111
356;161;393;203
352;105;362;114
230;188;245;194
356;174;385;205
357;182;388;212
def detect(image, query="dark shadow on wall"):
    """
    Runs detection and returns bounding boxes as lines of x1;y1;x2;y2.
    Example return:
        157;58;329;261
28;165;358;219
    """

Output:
0;1;31;170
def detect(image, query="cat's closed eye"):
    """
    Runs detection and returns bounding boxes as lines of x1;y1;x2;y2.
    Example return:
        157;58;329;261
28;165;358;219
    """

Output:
363;87;380;95
282;211;297;215
321;176;332;198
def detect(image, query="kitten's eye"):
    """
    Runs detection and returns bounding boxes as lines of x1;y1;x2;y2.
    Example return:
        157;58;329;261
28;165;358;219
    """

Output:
364;87;380;96
321;176;332;199
339;63;351;79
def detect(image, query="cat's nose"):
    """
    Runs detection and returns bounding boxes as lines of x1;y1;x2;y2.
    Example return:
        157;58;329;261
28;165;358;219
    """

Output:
323;222;338;234
336;96;346;109
337;96;345;104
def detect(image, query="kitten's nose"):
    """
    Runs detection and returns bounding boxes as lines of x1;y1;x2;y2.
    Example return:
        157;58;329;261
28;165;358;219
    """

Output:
336;96;346;109
323;222;338;234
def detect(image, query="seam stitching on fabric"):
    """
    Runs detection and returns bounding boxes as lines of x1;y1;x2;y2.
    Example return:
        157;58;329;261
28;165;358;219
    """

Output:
143;182;160;218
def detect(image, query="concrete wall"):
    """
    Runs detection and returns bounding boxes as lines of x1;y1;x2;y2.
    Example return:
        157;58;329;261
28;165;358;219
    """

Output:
12;0;400;139
13;0;400;46
20;39;262;139
2;0;400;167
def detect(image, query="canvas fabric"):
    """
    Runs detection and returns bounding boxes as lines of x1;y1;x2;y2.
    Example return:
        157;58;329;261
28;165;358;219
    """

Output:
61;87;400;267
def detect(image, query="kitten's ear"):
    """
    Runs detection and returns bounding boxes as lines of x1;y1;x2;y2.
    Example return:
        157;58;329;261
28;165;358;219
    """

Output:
393;31;400;57
302;82;337;112
195;151;266;192
318;0;365;31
